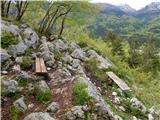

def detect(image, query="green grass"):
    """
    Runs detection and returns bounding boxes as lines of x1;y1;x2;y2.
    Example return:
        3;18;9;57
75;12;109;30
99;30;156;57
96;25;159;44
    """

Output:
35;90;52;102
1;31;19;48
10;106;22;120
20;56;33;70
73;81;90;105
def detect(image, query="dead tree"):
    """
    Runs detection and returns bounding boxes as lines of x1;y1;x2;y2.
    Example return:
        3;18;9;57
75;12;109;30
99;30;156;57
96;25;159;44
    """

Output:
39;2;72;36
15;0;29;21
1;0;11;18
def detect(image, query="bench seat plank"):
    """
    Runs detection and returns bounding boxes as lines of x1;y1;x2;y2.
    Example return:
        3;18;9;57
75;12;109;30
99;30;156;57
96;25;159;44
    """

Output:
106;72;130;91
36;58;41;73
39;58;47;73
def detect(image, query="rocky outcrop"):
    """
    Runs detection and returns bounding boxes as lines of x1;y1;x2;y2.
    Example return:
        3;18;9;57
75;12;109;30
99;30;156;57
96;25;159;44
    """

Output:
2;20;39;57
75;76;122;120
24;112;55;120
39;36;55;67
52;39;68;51
87;49;113;68
0;48;10;63
71;48;86;61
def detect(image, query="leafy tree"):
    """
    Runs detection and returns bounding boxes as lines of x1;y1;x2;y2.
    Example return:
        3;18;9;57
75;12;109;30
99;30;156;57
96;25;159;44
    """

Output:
142;34;160;72
128;37;142;67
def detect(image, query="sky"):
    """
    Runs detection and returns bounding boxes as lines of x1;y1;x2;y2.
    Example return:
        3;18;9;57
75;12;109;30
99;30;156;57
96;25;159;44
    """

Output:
91;0;160;10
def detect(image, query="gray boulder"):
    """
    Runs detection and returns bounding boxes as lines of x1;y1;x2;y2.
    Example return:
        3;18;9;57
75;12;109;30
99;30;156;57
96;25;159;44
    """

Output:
40;36;55;67
47;102;59;113
13;97;27;112
36;80;50;92
71;49;86;61
65;106;86;120
8;41;28;57
1;20;20;35
23;28;39;49
24;112;55;120
130;97;146;113
0;48;10;63
52;39;68;51
16;71;32;80
2;80;19;93
69;42;80;50
87;50;112;68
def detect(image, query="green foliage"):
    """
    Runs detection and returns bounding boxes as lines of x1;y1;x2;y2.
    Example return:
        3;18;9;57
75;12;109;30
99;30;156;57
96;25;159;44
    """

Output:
16;78;29;87
1;31;19;48
84;58;108;81
20;56;33;70
78;41;88;48
54;50;64;61
36;90;52;102
10;106;22;120
73;81;89;105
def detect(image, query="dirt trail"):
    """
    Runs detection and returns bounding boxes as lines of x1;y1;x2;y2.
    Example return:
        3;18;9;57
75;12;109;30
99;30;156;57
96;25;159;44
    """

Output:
48;70;74;119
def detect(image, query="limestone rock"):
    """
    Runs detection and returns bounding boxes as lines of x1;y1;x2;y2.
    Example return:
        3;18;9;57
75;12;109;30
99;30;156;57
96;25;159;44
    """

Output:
13;97;27;112
130;97;146;113
71;48;86;61
47;102;59;113
24;112;55;120
0;48;10;63
52;39;68;51
2;80;19;93
87;49;112;68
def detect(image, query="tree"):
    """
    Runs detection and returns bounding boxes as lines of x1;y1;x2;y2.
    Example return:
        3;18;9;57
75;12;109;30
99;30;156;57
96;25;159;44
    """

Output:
128;37;142;67
142;34;160;72
105;31;125;60
39;2;72;36
15;0;29;21
1;0;11;18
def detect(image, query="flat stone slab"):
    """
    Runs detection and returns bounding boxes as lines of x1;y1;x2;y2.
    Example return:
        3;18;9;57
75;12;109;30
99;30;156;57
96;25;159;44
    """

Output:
106;71;130;91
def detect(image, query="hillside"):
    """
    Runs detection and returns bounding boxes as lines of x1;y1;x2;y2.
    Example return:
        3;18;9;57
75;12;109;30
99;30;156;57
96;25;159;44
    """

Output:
1;1;160;120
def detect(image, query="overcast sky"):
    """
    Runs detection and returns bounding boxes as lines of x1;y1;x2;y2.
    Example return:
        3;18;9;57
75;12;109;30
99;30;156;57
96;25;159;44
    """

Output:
91;0;160;10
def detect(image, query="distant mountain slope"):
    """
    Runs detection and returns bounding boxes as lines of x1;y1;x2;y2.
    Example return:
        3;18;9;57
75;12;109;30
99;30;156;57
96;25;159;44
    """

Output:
118;4;136;15
136;2;160;19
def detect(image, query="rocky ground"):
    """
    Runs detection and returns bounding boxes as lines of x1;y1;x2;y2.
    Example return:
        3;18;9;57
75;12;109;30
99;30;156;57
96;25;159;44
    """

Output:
1;20;160;120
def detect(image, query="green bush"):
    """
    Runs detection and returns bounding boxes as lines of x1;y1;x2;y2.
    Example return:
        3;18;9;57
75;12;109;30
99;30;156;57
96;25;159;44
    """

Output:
16;78;29;86
84;58;108;81
1;31;19;48
35;90;52;102
10;106;22;120
78;41;88;48
73;82;89;105
21;56;33;70
54;50;64;61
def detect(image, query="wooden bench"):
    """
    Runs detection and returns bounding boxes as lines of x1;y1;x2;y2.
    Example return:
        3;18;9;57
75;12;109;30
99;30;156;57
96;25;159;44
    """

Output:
106;71;130;91
35;57;47;74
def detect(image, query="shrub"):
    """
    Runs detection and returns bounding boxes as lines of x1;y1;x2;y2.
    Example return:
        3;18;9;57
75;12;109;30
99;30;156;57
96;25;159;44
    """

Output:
78;41;88;48
10;106;22;120
16;78;29;86
54;50;64;61
1;31;19;48
21;56;33;70
36;90;52;102
84;58;108;81
73;82;89;105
